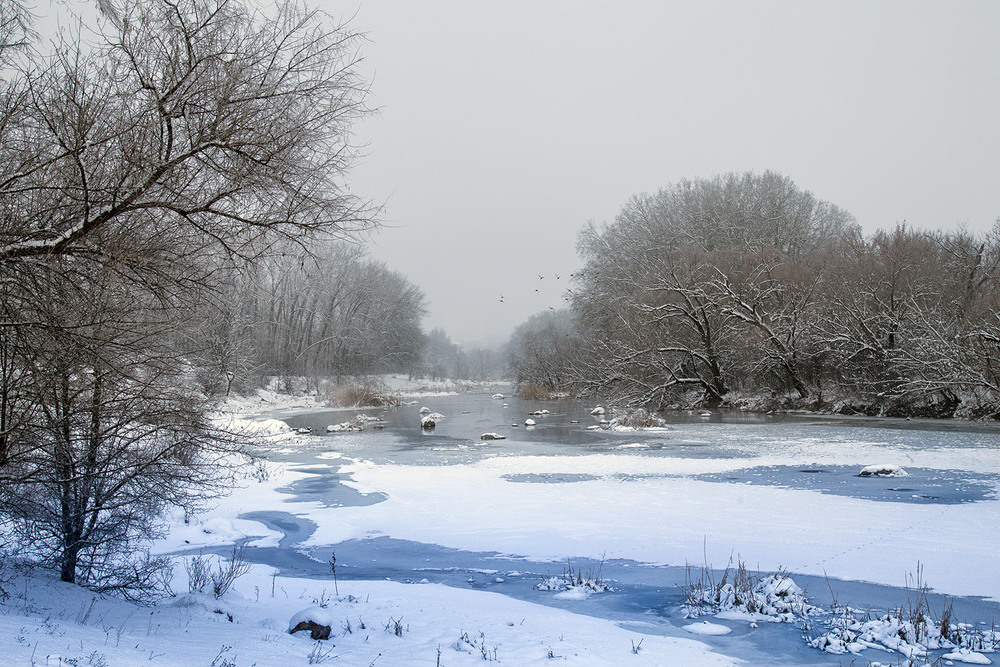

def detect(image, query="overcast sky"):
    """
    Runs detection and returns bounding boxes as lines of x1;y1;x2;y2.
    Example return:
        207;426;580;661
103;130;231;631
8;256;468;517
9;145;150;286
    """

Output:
344;1;1000;347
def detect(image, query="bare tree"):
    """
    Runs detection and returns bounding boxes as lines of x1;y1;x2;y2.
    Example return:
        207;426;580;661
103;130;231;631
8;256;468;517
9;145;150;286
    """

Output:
0;0;370;268
505;309;581;392
0;0;374;591
0;0;32;62
0;253;248;591
569;171;856;408
230;242;426;384
567;172;1000;417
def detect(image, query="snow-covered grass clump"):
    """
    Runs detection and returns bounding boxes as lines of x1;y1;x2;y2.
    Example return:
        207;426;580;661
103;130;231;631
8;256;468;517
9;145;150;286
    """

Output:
683;557;818;623
534;560;611;600
809;611;997;662
809;566;998;663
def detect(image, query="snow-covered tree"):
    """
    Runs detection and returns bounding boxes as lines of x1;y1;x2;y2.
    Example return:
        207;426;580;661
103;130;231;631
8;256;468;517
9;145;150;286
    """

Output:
0;0;372;590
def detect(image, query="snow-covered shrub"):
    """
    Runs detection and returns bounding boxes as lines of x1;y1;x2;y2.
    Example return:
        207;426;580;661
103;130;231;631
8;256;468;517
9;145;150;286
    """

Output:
808;610;997;661
534;560;611;595
185;553;212;594
210;545;252;599
808;565;998;662
185;545;251;599
683;557;817;622
517;383;561;400
322;378;401;408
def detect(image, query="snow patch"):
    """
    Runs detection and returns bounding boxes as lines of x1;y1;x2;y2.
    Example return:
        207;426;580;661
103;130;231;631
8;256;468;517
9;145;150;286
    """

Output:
684;621;733;636
942;648;993;664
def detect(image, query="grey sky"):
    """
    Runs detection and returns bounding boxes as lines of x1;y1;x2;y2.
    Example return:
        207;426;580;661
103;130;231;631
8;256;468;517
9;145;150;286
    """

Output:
347;1;1000;347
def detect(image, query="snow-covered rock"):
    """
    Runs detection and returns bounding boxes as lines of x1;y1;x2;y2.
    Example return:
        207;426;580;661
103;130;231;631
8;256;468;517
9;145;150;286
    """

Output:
288;605;335;640
491;393;504;400
590;406;605;415
419;406;431;414
326;414;381;432
480;433;506;440
524;418;536;426
420;415;436;428
859;464;908;477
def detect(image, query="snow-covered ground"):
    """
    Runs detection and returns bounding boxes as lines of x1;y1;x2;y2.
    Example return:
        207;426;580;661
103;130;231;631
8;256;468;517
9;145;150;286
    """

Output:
0;565;733;666
3;387;999;666
0;412;733;665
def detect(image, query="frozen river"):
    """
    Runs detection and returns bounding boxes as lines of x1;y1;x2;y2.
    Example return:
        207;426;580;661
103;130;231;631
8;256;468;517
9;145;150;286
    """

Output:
235;389;1000;665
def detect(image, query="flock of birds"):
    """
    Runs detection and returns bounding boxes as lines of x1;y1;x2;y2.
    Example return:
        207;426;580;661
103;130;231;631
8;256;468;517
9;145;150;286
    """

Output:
498;272;587;310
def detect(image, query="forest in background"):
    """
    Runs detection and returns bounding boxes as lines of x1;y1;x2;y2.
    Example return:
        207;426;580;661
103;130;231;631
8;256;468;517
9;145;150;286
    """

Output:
507;171;1000;420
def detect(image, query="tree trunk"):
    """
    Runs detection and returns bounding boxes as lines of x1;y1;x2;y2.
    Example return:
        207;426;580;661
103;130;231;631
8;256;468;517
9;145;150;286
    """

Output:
60;536;81;583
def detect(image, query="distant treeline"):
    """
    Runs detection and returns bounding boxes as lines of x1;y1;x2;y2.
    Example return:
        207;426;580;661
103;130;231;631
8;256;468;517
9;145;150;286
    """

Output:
507;171;1000;419
190;242;428;395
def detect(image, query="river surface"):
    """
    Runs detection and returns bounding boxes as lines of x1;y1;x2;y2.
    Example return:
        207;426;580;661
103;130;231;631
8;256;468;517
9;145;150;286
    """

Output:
225;388;1000;666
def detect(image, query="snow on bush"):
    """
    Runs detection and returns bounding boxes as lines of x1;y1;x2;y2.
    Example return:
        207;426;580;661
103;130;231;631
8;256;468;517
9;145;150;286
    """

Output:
809;611;997;663
534;561;610;599
683;558;818;623
808;566;998;663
